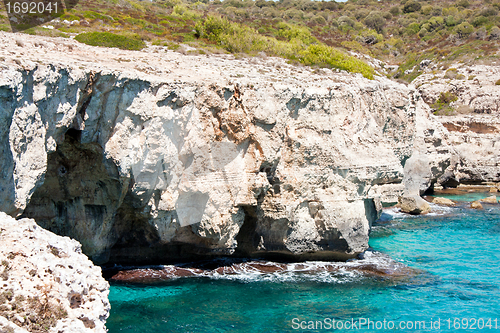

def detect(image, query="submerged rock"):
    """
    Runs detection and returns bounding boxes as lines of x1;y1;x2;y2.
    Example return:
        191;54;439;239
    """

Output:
398;195;431;215
109;252;422;284
0;212;109;333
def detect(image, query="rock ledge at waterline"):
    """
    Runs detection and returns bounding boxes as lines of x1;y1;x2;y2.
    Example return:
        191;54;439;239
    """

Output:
0;31;499;265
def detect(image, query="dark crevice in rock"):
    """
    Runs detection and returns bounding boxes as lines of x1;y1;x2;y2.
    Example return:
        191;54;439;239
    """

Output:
107;193;162;264
234;206;259;257
65;128;82;143
73;72;99;131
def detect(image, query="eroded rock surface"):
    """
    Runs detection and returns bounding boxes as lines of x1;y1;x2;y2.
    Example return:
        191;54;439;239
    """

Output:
0;31;497;264
0;212;109;333
414;65;500;186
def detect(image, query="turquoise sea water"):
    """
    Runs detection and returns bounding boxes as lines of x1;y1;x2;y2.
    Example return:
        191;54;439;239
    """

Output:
107;196;500;333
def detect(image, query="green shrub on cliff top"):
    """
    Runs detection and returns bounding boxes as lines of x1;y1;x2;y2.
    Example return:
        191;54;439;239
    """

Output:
300;44;374;79
195;16;374;79
75;32;145;50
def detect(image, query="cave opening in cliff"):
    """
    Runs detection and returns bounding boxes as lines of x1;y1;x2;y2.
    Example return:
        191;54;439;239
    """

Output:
234;205;259;257
21;128;123;264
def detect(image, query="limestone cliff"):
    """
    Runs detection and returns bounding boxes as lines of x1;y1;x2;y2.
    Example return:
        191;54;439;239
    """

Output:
0;32;497;264
413;65;500;187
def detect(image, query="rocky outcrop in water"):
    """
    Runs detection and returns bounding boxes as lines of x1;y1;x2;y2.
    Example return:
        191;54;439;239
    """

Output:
0;32;498;264
398;195;431;215
0;212;109;333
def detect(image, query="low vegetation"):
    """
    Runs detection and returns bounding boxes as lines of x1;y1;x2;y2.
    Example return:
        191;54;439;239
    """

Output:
74;31;146;50
432;91;459;115
0;0;499;81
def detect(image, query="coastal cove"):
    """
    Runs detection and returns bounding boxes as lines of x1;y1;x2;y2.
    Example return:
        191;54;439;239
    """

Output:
106;193;500;333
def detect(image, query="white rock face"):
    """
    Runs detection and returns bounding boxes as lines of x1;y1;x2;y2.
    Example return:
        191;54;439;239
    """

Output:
414;65;500;186
0;212;109;333
0;31;496;264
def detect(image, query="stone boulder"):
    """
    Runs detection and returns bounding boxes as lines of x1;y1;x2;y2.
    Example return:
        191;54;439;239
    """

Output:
0;212;109;333
471;201;483;209
398;195;431;215
480;196;498;204
432;197;456;206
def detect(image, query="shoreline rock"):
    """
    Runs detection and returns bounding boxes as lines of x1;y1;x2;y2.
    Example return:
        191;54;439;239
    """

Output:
0;212;109;333
430;197;456;206
471;201;483;209
108;254;422;284
398;195;431;215
480;196;499;204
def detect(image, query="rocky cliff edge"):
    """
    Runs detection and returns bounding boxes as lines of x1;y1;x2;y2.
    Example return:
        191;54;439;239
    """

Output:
0;31;498;265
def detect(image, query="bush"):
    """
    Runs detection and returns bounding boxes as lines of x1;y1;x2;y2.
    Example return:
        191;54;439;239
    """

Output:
283;8;304;20
479;7;499;17
406;22;421;35
364;11;386;33
299;44;374;79
454;22;474;38
173;4;188;16
427;16;444;31
341;40;372;55
472;16;488;27
490;26;500;40
421;5;433;15
255;0;271;8
432;91;458;114
194;16;374;79
321;1;338;11
495;79;500;85
74;32;145;50
357;29;383;44
472;27;487;39
338;16;355;28
457;0;470;8
276;22;316;44
223;0;246;8
442;7;458;17
446;15;458;27
310;15;327;25
389;6;401;16
431;7;442;16
403;1;422;14
383;12;392;20
195;15;230;42
354;9;370;20
418;28;428;37
437;91;458;104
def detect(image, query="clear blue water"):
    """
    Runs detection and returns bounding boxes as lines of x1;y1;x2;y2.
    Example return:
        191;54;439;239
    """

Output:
431;192;497;202
107;200;500;332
